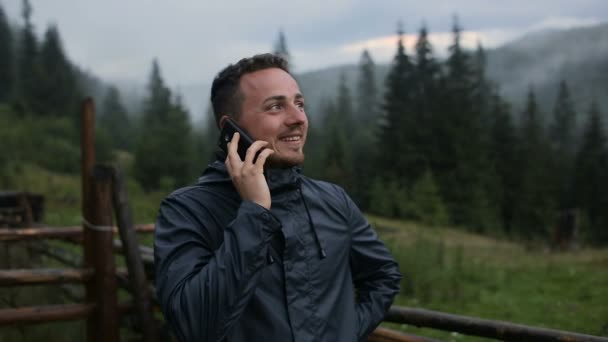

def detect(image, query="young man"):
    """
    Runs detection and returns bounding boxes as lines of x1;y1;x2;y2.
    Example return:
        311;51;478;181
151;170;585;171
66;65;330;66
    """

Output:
154;54;401;342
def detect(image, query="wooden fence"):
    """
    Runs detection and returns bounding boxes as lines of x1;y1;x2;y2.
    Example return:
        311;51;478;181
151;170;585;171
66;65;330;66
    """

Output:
0;99;157;342
0;98;606;342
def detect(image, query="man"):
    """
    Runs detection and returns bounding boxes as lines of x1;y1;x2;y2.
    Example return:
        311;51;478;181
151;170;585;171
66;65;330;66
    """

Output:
154;53;401;342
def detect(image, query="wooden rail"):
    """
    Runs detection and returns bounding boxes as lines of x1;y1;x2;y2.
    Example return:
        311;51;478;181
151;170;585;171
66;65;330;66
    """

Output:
0;268;94;286
0;302;136;326
0;303;95;325
0;224;154;241
112;239;153;258
369;327;441;342
385;306;608;342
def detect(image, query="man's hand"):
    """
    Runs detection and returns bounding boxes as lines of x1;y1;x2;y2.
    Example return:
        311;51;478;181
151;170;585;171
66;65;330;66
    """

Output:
225;132;274;209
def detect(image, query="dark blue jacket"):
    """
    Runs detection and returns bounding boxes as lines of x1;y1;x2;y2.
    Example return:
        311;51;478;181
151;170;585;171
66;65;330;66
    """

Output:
154;159;401;342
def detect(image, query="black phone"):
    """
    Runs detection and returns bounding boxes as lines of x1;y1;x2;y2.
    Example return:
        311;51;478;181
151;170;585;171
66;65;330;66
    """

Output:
218;118;255;161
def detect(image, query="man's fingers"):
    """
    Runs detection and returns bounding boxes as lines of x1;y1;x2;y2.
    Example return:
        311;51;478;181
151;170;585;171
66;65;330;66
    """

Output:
254;148;274;170
227;132;242;164
228;132;240;154
224;153;232;173
244;141;269;165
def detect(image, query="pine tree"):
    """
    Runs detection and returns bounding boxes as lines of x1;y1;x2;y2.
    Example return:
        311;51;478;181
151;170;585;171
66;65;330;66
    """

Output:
38;25;80;117
322;123;350;190
413;23;441;109
409;169;449;225
436;17;497;230
16;0;43;114
322;73;353;192
573;100;608;244
353;50;379;207
473;42;501;232
549;80;577;210
302;98;333;180
273;30;291;66
472;42;496;148
335;72;354;133
369;177;393;217
191;127;208;178
488;91;519;234
162;95;196;187
134;61;195;190
444;16;474;109
377;22;416;183
99;86;132;150
0;3;13;102
513;88;555;238
472;43;492;118
143;59;172;125
412;23;441;186
200;103;220;165
356;49;378;122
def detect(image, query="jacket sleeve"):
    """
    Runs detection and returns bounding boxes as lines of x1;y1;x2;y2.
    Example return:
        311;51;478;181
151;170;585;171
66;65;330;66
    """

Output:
154;195;281;342
344;191;401;340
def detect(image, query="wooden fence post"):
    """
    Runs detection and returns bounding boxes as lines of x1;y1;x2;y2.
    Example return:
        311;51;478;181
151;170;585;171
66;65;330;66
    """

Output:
83;165;120;342
81;99;120;342
111;166;157;342
82;98;95;216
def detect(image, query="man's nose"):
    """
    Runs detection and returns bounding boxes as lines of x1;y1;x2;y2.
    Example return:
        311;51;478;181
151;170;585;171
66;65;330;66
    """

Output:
285;104;307;125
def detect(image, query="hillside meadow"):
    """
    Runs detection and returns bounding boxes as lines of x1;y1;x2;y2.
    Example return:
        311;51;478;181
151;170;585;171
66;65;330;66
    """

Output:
372;216;608;340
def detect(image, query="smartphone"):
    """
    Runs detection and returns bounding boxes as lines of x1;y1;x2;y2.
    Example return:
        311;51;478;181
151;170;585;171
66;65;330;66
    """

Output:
218;118;255;161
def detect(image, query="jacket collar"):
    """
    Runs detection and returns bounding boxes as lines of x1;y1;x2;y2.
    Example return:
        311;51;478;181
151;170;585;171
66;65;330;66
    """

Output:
198;150;302;193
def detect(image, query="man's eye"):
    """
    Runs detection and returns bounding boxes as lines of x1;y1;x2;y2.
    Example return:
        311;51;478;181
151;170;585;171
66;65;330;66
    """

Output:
296;102;305;109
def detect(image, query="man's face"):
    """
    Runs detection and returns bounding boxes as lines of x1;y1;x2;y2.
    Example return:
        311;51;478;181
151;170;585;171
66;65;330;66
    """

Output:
236;67;308;168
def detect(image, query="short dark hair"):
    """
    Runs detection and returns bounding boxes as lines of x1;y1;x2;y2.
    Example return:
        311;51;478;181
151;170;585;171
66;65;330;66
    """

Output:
210;53;290;128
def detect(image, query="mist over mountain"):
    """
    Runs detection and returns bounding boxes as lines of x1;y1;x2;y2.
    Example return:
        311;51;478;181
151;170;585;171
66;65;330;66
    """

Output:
486;23;608;120
292;22;608;125
178;83;210;124
100;22;607;128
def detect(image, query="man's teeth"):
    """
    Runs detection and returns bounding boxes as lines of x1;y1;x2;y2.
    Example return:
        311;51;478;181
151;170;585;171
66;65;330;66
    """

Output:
281;136;300;142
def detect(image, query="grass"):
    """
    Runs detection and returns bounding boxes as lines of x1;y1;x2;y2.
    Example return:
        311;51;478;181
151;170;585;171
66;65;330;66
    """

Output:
369;215;608;340
1;162;167;228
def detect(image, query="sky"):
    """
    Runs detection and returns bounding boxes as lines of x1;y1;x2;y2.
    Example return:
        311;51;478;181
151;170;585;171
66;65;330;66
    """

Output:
2;0;607;117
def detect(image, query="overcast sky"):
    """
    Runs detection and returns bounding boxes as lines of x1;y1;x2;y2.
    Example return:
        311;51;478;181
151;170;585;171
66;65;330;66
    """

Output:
2;1;607;92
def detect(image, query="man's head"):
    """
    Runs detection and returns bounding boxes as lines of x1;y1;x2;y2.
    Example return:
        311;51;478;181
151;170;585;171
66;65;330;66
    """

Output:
211;54;308;168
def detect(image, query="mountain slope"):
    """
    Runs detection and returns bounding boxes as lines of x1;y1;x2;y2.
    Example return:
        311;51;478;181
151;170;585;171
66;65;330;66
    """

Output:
486;23;608;119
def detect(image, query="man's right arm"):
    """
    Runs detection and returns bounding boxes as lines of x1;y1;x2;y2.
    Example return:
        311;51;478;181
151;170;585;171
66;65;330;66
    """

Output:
154;196;281;342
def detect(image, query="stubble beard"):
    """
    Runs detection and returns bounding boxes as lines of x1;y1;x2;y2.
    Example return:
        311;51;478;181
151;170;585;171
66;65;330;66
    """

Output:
266;150;305;169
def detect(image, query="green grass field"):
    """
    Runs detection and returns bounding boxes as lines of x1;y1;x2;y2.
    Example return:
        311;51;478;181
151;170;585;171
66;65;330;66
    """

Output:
1;166;607;340
370;215;608;340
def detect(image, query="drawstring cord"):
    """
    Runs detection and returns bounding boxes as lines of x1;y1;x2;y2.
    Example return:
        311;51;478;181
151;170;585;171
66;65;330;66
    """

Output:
297;180;327;259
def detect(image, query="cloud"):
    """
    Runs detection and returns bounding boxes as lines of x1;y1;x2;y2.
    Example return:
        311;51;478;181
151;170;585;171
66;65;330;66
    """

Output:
528;16;602;31
2;0;606;98
311;29;515;69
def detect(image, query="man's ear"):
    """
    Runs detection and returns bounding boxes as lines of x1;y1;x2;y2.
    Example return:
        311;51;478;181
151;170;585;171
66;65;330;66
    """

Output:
218;115;230;129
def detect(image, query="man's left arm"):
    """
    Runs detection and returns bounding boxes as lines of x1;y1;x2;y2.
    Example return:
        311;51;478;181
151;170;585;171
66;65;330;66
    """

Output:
345;191;402;340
